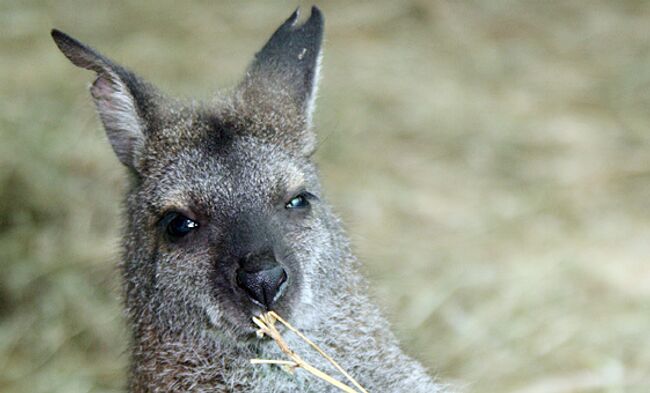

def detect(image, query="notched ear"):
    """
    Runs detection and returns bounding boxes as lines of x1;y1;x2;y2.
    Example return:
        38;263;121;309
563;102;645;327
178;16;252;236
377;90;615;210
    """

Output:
237;7;324;133
51;29;156;171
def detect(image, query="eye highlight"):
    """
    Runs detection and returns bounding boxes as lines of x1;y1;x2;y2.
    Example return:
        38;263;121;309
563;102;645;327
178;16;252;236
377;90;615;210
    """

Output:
162;212;199;240
285;192;316;210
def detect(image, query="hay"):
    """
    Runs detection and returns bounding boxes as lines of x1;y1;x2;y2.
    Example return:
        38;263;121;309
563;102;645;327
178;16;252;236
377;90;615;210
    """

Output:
251;311;369;393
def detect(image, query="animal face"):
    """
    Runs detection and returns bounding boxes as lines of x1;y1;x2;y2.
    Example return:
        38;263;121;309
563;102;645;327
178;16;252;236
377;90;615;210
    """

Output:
52;8;329;340
127;127;330;337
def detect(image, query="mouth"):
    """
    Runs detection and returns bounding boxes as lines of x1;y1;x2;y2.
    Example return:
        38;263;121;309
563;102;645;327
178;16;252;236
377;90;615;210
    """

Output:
204;297;291;342
204;265;301;341
231;271;298;323
234;261;289;311
237;273;289;311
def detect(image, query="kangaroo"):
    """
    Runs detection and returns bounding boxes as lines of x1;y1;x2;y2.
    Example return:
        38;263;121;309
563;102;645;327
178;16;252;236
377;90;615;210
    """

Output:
52;7;445;392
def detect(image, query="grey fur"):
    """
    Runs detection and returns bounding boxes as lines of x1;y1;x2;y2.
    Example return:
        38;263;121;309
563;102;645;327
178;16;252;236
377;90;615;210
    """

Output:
52;7;445;393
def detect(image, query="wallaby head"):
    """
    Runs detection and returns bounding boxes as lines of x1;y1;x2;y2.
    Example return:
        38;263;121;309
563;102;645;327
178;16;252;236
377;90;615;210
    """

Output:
52;8;443;392
52;7;332;340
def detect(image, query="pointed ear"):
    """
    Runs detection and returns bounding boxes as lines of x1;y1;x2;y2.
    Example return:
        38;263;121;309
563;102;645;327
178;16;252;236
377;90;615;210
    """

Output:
51;29;155;171
237;7;324;132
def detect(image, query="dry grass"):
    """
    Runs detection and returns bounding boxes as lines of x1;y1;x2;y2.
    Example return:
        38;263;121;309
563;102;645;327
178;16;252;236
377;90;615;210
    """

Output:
1;1;649;392
251;311;368;393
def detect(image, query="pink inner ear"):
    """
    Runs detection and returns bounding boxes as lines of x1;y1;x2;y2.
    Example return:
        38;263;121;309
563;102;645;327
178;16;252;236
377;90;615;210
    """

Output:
88;73;143;168
91;75;118;110
92;75;113;96
90;75;115;101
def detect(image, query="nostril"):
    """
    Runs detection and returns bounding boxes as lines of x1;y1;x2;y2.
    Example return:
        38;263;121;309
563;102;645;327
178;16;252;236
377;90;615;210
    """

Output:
277;269;288;287
236;265;288;309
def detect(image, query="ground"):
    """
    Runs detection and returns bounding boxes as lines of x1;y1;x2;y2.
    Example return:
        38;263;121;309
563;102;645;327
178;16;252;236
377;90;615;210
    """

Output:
1;1;649;392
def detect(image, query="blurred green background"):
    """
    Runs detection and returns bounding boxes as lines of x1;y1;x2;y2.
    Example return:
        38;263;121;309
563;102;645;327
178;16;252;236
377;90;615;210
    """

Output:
1;1;650;392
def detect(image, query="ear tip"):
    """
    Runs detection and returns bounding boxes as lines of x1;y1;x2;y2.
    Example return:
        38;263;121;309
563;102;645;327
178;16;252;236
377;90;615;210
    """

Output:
50;29;109;73
287;8;300;26
50;28;68;46
50;28;83;52
285;6;323;30
303;7;324;36
309;6;323;22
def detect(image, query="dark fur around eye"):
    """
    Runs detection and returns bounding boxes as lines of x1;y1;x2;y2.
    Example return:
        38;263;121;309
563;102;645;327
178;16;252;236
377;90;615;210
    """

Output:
161;212;199;240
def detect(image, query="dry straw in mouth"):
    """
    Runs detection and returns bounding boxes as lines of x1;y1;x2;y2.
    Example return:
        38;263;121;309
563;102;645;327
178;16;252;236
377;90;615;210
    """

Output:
251;311;369;393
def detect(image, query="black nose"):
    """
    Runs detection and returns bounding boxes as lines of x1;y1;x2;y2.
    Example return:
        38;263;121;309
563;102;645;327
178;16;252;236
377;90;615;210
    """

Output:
236;258;287;309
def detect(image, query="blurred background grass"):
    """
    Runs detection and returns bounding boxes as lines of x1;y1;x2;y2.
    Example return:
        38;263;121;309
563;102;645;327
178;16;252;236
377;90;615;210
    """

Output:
1;1;650;392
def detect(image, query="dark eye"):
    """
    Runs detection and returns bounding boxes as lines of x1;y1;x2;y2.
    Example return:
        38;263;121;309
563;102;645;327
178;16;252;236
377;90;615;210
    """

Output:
285;192;314;210
163;212;199;239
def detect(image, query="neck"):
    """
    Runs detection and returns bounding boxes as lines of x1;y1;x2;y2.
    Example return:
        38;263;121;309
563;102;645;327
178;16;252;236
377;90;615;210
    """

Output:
128;320;255;392
126;292;403;393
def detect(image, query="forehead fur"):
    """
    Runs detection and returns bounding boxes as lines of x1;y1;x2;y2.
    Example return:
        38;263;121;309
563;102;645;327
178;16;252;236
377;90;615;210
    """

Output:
137;96;313;168
136;103;312;216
